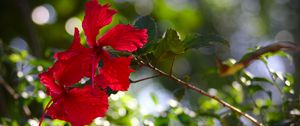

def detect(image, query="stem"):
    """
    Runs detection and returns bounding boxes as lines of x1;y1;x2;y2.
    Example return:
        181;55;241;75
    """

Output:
130;75;161;83
169;56;175;75
263;60;283;97
137;60;263;126
250;96;265;124
39;99;53;126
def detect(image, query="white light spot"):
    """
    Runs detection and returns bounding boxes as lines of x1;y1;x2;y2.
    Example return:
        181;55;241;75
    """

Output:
94;117;102;125
103;120;110;126
228;58;237;64
110;91;125;101
21;92;29;98
289;89;294;94
232;81;242;91
28;119;38;126
65;17;82;35
285;80;291;86
244;71;254;78
183;108;196;117
131;118;140;126
127;99;138;109
31;4;56;25
17;71;24;78
118;108;126;117
38;90;46;99
290;109;300;115
168;99;178;107
80;77;89;84
208;88;217;96
94;117;110;126
240;77;251;85
25;75;34;82
144;119;154;126
37;66;43;72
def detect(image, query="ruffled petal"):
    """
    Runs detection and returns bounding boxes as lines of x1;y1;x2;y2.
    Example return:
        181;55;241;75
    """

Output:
47;86;108;126
98;24;148;52
54;28;84;60
96;56;134;91
38;69;64;98
82;0;116;47
52;50;97;86
52;28;99;86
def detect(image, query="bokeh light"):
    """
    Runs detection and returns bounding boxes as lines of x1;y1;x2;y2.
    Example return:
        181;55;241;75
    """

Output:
31;4;56;25
65;17;82;35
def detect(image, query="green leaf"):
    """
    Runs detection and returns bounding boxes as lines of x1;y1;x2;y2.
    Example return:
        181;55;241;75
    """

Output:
150;92;159;105
284;73;294;86
134;16;157;42
177;113;194;125
154;116;169;126
8;54;22;62
183;33;229;49
152;29;185;62
29;59;52;67
251;77;272;84
248;85;264;95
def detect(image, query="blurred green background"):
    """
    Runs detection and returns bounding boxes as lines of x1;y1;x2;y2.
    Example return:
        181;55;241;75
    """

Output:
0;0;300;125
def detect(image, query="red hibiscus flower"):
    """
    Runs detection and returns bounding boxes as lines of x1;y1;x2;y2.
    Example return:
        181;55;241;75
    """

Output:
54;0;147;91
39;67;108;126
39;0;148;125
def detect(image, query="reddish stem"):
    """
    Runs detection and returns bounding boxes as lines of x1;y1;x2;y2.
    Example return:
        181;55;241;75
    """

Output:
39;99;53;126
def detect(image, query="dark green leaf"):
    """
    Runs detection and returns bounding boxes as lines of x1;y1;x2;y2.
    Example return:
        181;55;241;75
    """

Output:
152;29;185;62
173;88;185;101
248;85;264;95
251;77;273;84
177;113;195;125
183;33;229;50
154;116;169;126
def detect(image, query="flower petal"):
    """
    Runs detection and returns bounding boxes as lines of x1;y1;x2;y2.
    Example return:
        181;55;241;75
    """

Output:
82;0;116;47
96;56;134;91
47;86;108;126
98;24;148;52
52;28;99;86
54;27;85;60
52;50;97;86
38;69;63;98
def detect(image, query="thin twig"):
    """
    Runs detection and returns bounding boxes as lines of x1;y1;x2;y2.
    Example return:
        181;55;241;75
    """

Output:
0;76;19;99
130;75;161;83
137;60;263;126
0;76;32;117
169;56;175;75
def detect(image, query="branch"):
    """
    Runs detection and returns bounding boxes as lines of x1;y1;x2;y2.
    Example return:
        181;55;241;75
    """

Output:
0;76;31;117
217;41;299;76
0;76;19;99
130;74;161;83
137;60;263;126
